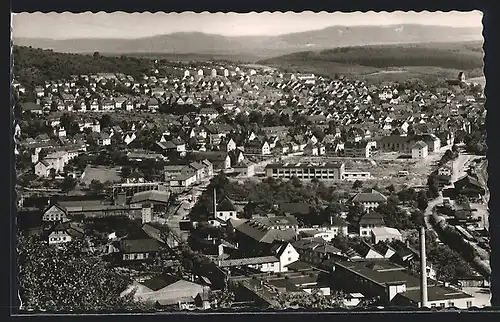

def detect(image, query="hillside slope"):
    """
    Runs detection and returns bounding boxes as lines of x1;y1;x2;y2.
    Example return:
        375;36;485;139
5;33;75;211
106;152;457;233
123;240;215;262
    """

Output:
12;46;155;97
259;42;484;79
13;24;482;58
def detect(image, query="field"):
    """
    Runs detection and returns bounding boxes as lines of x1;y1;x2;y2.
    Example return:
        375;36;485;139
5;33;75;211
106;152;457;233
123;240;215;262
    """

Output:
259;41;484;82
81;166;122;185
273;148;449;190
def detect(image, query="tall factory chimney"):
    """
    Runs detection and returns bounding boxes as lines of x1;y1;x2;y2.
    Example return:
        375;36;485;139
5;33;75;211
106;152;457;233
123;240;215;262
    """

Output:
420;225;429;307
213;188;217;218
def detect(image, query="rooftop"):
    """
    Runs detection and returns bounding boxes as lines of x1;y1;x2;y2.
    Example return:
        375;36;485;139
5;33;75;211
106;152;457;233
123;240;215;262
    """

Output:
336;259;422;289
397;285;474;303
130;190;171;205
218;255;279;267
265;162;344;170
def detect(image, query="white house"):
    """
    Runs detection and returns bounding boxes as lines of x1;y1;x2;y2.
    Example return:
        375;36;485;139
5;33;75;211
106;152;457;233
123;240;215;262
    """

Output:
411;141;428;159
42;204;69;222
215;198;238;222
47;222;84;245
371;227;403;244
272;242;300;272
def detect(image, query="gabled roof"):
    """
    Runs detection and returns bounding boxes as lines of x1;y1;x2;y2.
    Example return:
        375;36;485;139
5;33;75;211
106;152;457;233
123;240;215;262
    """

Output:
119;237;159;254
352;190;387;203
412;141;427;149
217;197;236;212
359;211;385;225
130;190;170;205
49;221;84;238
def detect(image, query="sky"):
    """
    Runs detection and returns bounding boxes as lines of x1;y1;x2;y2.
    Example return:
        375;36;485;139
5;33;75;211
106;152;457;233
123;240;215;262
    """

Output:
12;11;483;39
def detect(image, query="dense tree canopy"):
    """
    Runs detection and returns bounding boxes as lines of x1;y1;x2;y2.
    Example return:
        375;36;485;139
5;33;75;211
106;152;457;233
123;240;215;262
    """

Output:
13;46;153;97
17;234;149;312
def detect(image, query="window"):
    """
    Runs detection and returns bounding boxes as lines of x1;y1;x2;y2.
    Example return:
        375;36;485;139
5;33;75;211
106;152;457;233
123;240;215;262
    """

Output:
448;302;454;308
466;301;472;308
439;303;445;308
288;257;291;262
431;304;436;308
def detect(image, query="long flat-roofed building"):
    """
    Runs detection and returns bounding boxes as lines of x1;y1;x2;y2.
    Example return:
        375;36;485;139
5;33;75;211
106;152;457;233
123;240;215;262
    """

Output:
330;259;475;309
265;162;345;180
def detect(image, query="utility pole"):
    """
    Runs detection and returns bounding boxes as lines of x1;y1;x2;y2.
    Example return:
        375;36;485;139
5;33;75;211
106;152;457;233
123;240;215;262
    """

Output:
420;225;429;307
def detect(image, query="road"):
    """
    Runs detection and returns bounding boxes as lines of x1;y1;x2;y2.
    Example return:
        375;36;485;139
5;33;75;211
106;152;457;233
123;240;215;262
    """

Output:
476;160;489;204
164;180;211;243
423;153;477;230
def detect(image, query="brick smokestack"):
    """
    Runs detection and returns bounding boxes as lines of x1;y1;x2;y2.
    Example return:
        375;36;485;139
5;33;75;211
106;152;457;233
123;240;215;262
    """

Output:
420;225;428;307
213;188;217;218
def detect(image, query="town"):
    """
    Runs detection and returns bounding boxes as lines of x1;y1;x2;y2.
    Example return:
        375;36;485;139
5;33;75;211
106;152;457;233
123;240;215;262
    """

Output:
14;46;489;311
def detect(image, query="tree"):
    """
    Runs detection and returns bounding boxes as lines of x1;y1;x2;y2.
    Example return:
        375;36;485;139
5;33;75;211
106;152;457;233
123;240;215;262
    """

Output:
121;167;132;179
276;290;345;309
352;180;363;190
416;190;429;211
18;234;149;312
210;280;235;309
346;202;365;225
100;114;113;129
410;209;425;227
49;168;56;180
398;187;417;204
426;173;440;199
290;176;302;188
93;51;101;59
60;176;77;192
89;179;105;194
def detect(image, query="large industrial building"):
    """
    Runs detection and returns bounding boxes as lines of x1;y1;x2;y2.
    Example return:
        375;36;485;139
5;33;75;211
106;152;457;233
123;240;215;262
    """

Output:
264;162;345;180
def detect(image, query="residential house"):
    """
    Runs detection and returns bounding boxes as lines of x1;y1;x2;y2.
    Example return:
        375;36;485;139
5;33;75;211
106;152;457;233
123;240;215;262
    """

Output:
22;102;43;115
34;160;52;177
303;143;319;156
200;107;219;120
271;242;300;272
292;239;344;265
453;175;486;201
42;204;69;222
47;221;84;245
215;197;238;222
359;211;385;237
233;160;255;177
219;137;236;152
116;234;160;261
411;141;428;159
227;218;297;256
124;132;137;145
244;139;271;155
415;134;441;153
371;227;403;244
343;141;376;158
189;151;231;170
97;132;112;146
228;149;245;165
167;172;198;189
352;190;388;211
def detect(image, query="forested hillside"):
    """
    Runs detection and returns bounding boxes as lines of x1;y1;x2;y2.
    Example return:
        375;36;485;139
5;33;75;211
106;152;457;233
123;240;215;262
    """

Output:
259;42;484;80
12;46;154;93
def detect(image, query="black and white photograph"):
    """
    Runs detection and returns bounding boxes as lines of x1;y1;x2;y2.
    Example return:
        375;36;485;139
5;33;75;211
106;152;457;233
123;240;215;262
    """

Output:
11;11;490;312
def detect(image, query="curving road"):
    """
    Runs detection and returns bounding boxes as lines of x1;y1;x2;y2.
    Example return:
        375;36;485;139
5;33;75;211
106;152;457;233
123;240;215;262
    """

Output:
423;154;477;230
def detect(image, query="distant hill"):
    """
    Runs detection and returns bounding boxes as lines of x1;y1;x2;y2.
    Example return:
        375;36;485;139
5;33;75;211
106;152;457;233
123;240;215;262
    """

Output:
258;41;484;80
13;24;482;58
